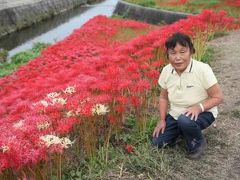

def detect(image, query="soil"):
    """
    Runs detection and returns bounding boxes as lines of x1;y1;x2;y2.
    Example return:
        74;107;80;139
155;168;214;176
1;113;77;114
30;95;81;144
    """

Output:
205;30;240;179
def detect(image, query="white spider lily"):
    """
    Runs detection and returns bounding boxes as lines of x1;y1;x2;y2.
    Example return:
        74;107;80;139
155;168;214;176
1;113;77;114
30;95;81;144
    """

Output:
63;86;76;94
61;137;75;148
52;98;67;105
13;119;24;129
1;145;10;153
92;104;110;115
40;135;74;149
47;92;61;99
40;100;48;107
40;135;62;147
66;110;75;117
32;100;48;107
37;121;51;130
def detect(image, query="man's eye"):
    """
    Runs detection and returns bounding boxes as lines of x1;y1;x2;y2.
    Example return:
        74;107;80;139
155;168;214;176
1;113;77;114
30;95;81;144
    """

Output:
169;52;175;54
180;51;185;53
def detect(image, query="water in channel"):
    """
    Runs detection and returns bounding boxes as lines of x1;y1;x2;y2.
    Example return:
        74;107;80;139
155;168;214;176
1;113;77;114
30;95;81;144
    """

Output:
0;0;118;57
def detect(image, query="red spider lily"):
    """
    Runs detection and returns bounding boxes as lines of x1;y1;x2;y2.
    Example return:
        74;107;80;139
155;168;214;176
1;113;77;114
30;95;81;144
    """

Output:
107;115;117;125
56;117;79;134
125;144;134;154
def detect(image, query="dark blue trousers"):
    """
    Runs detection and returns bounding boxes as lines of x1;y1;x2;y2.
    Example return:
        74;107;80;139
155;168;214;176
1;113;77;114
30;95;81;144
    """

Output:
152;112;215;153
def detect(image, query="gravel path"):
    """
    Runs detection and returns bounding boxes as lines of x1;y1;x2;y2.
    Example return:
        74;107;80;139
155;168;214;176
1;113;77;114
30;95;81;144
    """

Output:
206;30;240;179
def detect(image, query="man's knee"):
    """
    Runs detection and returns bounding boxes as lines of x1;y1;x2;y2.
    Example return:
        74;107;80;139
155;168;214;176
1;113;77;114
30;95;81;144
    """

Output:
152;136;173;148
152;137;165;148
177;114;193;127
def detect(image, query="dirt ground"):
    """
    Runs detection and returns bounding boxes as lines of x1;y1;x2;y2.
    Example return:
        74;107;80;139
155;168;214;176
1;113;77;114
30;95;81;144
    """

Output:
205;30;240;179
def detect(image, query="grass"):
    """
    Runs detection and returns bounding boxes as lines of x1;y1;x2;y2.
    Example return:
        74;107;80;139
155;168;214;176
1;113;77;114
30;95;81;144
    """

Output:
112;27;155;43
125;0;240;18
111;16;158;43
61;113;191;179
201;46;214;63
125;0;156;8
0;42;50;77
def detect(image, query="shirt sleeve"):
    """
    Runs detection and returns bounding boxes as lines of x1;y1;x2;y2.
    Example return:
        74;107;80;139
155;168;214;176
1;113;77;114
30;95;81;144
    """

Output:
201;64;218;89
158;66;167;89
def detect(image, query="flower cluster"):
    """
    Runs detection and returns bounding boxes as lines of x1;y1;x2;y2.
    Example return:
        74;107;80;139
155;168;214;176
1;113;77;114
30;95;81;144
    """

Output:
40;135;74;149
92;104;110;116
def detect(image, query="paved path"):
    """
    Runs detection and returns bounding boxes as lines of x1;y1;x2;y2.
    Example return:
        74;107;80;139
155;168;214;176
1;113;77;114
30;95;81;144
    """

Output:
0;0;43;10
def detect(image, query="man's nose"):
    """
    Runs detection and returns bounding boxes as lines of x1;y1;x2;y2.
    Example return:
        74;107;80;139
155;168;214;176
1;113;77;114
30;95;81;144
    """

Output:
175;53;181;59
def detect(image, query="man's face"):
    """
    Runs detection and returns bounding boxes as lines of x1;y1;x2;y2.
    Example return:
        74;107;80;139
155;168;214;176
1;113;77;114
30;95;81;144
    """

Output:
168;43;191;74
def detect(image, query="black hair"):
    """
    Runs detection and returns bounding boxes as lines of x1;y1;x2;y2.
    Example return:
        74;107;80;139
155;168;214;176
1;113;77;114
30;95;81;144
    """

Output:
165;32;195;57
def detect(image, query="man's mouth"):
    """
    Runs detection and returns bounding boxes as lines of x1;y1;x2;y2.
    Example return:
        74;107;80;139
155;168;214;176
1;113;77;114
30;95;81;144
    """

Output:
174;63;183;67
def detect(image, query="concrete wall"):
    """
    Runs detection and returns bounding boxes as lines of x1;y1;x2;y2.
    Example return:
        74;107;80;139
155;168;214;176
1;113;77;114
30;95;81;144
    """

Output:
0;0;95;38
113;0;192;24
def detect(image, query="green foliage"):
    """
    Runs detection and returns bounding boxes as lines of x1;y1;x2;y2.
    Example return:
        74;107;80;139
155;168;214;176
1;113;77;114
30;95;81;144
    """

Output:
201;46;214;63
124;0;240;17
188;0;219;6
127;0;156;7
0;63;17;77
0;42;50;77
210;32;228;40
11;51;36;65
11;42;49;65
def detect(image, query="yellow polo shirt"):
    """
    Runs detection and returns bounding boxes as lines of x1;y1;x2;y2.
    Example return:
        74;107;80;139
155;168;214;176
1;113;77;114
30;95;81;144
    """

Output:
158;59;218;119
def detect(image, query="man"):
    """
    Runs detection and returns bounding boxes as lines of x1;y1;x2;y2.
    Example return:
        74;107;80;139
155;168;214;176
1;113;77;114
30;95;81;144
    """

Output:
152;32;223;160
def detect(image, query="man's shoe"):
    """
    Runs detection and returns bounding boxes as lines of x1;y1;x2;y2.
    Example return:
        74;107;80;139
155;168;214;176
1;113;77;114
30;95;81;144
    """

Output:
187;139;206;160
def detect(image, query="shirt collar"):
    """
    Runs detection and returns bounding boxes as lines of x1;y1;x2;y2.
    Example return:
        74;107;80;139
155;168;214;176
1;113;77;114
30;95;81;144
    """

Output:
171;59;193;74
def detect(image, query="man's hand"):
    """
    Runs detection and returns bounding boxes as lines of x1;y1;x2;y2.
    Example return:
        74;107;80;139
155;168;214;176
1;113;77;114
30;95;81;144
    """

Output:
184;104;202;121
152;121;166;138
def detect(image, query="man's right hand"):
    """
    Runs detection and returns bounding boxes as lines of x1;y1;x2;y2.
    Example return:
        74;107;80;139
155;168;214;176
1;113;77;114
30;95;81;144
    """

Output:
152;121;166;138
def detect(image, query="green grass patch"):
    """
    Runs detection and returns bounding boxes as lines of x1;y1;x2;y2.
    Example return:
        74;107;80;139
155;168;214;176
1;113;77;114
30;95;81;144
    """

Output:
0;42;50;77
201;46;214;63
112;27;152;43
210;32;228;40
188;0;219;6
125;0;240;17
126;0;156;7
